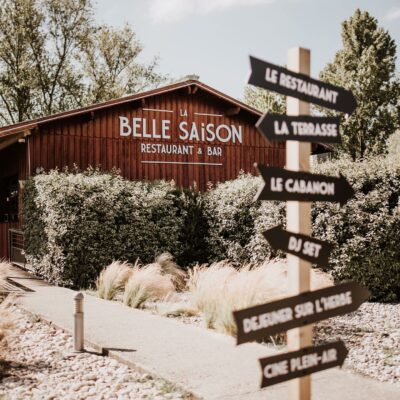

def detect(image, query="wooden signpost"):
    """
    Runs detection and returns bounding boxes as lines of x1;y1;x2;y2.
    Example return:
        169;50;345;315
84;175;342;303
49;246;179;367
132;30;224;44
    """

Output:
256;114;342;144
262;226;333;267
259;341;348;388
233;281;369;344
248;56;357;114
255;165;354;205
232;48;368;400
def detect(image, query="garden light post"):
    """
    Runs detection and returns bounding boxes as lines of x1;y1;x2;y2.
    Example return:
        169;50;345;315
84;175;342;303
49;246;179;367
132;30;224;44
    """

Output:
73;292;84;352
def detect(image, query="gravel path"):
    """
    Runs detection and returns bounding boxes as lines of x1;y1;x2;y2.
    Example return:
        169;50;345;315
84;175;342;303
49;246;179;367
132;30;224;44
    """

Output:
314;302;400;383
0;307;191;400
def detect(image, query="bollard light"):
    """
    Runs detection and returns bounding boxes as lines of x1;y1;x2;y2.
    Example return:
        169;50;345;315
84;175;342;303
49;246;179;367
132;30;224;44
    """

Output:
73;292;84;352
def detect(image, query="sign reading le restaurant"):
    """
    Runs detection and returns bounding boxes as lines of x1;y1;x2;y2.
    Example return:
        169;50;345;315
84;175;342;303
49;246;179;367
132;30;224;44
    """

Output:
248;56;357;114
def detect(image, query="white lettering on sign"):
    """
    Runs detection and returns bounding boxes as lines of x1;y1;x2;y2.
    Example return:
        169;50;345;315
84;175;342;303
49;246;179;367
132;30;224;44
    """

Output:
279;72;339;104
119;116;242;145
264;360;288;378
290;353;319;371
284;179;335;195
291;122;338;137
319;291;352;311
243;307;293;333
288;236;323;259
322;349;337;363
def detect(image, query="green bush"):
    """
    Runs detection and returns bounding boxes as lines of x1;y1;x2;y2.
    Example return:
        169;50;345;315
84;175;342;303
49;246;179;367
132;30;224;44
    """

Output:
24;169;186;288
202;155;400;301
313;155;400;302
203;173;262;264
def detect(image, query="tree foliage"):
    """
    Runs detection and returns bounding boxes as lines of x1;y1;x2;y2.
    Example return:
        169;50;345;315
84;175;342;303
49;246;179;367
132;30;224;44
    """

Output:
0;0;166;124
243;85;285;114
320;9;400;160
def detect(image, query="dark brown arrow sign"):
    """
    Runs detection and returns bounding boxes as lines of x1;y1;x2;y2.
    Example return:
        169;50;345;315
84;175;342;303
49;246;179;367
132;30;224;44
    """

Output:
248;56;357;114
263;225;333;267
256;114;342;144
233;281;369;345
259;341;348;388
255;164;354;206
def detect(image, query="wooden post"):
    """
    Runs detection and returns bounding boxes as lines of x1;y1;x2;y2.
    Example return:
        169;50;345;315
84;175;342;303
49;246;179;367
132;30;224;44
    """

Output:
286;47;312;400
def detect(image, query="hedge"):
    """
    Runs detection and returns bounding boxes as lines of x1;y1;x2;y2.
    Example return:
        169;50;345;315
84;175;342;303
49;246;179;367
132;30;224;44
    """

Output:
24;154;400;301
24;168;204;288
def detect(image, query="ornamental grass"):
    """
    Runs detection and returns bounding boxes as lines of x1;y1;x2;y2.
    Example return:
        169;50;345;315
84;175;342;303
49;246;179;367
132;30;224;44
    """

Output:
96;260;133;300
123;263;175;309
187;260;333;336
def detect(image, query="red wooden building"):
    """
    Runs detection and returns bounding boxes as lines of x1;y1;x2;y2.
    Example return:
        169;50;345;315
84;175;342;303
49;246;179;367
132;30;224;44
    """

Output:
0;79;288;261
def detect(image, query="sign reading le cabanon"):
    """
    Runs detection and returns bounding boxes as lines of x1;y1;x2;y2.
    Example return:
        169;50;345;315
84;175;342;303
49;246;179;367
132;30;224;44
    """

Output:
255;164;354;205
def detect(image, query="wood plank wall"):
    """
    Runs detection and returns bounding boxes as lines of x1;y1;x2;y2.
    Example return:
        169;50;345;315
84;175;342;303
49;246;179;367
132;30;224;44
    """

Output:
0;87;286;259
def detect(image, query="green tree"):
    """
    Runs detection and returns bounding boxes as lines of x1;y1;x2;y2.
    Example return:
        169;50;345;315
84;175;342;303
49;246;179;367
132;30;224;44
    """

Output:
243;85;285;114
82;24;165;104
320;9;400;160
0;0;166;125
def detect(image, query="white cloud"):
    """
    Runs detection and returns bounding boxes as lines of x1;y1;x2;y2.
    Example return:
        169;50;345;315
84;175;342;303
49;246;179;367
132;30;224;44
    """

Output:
384;6;400;21
149;0;275;23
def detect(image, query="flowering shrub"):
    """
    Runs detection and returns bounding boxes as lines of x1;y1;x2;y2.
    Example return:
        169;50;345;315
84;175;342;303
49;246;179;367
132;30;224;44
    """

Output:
24;153;400;301
24;169;186;288
203;155;400;301
313;155;400;302
203;173;262;263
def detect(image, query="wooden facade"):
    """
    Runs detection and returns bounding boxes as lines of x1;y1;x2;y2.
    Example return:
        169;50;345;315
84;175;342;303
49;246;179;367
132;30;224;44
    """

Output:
0;80;286;259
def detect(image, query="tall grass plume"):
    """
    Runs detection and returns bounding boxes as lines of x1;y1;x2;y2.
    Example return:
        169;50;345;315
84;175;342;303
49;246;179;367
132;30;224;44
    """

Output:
96;261;132;300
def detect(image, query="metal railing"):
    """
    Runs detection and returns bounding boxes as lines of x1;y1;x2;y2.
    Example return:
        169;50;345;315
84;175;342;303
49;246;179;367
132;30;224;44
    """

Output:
9;229;25;265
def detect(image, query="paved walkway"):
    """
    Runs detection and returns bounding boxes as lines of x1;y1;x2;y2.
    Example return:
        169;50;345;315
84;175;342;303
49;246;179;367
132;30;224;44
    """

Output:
8;265;400;400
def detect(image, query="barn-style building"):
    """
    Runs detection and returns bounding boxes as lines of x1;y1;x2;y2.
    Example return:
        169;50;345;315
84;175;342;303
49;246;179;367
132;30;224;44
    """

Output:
0;79;311;261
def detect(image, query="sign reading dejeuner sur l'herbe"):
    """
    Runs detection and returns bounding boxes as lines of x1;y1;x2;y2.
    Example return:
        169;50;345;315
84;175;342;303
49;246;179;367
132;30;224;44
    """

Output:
248;56;357;114
255;164;354;206
263;225;333;268
256;114;342;144
259;341;348;388
233;281;369;345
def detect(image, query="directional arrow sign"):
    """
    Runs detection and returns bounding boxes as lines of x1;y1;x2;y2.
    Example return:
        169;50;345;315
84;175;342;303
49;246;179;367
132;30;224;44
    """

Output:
259;341;348;388
263;225;333;267
255;164;354;206
233;281;369;345
256;114;342;144
248;56;357;114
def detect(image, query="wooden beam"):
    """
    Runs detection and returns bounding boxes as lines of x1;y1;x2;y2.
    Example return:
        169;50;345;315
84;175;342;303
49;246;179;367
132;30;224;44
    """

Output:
141;98;146;107
286;47;312;400
191;85;198;94
225;106;240;116
0;131;26;151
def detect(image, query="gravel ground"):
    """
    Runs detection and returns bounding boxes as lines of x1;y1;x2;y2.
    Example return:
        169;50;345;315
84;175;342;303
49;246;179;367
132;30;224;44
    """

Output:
314;302;400;383
0;307;192;400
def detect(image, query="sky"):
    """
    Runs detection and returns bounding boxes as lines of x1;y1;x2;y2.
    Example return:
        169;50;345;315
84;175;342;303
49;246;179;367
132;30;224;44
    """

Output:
93;0;400;100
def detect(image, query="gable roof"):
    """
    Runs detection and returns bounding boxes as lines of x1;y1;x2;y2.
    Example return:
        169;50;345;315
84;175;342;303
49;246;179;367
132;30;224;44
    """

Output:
0;80;262;150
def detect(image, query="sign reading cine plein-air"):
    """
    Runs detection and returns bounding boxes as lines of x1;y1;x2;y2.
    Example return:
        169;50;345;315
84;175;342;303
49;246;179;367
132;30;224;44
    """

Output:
263;225;333;267
255;164;354;205
248;56;357;114
233;281;369;345
259;341;348;388
256;114;342;144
